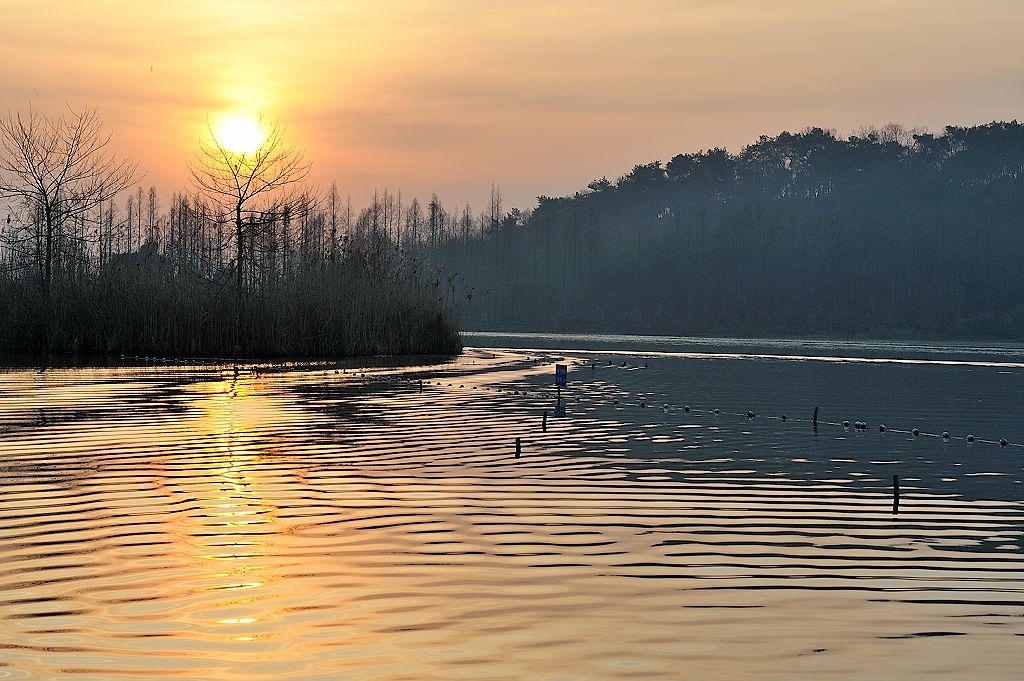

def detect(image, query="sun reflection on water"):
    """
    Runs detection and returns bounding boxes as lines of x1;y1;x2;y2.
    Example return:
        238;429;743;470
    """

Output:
183;374;283;642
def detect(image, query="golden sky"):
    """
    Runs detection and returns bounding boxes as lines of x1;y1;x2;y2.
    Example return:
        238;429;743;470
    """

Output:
1;0;1021;210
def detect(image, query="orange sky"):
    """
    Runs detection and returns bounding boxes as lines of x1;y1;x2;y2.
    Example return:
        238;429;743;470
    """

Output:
1;0;1021;210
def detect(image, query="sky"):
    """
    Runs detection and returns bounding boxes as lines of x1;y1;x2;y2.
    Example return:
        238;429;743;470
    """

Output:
0;0;1021;211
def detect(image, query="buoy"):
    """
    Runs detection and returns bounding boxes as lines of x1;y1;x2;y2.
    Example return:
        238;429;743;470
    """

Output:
912;428;919;436
683;405;691;413
942;431;950;440
662;404;669;413
713;408;720;415
781;414;788;421
879;424;886;432
746;410;755;418
613;399;619;405
1000;438;1008;447
966;434;975;443
843;420;851;429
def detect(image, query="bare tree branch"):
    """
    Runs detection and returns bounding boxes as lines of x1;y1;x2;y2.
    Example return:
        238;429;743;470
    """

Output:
0;104;140;294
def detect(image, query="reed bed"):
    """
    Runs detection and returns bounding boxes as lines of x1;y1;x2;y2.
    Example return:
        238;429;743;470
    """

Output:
0;243;461;358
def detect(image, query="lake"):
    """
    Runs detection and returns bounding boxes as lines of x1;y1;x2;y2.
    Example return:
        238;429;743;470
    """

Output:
1;335;1022;679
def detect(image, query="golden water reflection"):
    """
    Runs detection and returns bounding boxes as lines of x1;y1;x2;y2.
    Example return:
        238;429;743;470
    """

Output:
183;376;282;645
0;351;1022;679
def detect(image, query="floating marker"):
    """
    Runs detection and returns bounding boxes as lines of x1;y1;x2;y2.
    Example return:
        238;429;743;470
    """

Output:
912;428;920;437
781;414;788;421
1000;438;1008;447
713;408;720;415
879;424;886;432
843;420;851;429
683;405;691;413
893;474;900;515
662;404;669;413
746;410;755;418
942;431;950;440
967;434;975;443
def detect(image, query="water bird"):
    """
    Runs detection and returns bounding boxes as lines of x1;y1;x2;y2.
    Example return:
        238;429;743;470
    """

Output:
781;414;788;421
879;424;886;432
713;408;720;415
683;405;691;413
662;404;669;413
967;434;975;443
1000;438;1008;447
912;428;920;436
942;431;950;440
746;410;755;418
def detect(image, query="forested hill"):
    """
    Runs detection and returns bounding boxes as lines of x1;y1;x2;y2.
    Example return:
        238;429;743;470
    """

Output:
437;122;1024;339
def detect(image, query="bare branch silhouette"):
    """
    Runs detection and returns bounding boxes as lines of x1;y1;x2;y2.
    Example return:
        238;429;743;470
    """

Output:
0;104;139;295
188;116;312;287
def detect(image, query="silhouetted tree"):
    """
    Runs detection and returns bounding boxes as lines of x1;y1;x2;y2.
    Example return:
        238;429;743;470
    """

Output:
0;105;139;297
188;117;311;287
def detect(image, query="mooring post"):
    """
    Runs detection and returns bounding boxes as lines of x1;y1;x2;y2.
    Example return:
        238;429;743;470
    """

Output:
515;437;521;459
543;411;548;432
419;379;423;394
892;474;900;515
812;406;819;433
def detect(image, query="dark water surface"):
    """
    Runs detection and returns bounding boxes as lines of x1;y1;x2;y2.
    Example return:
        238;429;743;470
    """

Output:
1;338;1022;679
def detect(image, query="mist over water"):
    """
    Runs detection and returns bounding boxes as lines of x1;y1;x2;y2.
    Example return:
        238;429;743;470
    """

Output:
1;338;1022;679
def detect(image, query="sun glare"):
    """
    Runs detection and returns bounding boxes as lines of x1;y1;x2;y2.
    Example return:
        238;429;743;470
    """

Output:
214;115;266;155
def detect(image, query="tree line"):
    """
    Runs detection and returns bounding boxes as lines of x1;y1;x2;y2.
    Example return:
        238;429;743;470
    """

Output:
6;111;1021;352
0;107;462;357
429;121;1024;339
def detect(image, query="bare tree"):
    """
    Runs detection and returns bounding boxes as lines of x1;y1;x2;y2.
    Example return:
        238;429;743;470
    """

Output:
0;105;139;295
188;116;312;287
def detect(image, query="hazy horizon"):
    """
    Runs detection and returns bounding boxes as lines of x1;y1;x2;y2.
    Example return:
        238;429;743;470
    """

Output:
1;0;1022;210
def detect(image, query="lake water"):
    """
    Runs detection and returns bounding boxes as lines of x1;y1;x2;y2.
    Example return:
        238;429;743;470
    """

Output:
1;336;1022;679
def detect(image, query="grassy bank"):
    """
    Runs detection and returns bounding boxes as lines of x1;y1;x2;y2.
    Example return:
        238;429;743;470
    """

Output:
0;246;462;358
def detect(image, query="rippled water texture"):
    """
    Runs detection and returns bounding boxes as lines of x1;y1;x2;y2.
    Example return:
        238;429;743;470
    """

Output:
1;342;1022;680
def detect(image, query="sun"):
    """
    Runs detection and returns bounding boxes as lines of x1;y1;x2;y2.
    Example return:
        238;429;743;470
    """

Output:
214;115;266;155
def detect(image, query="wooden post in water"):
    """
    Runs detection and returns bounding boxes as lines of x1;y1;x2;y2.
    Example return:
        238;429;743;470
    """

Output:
515;437;521;459
419;379;423;394
892;474;900;515
812;406;819;433
543;411;548;432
